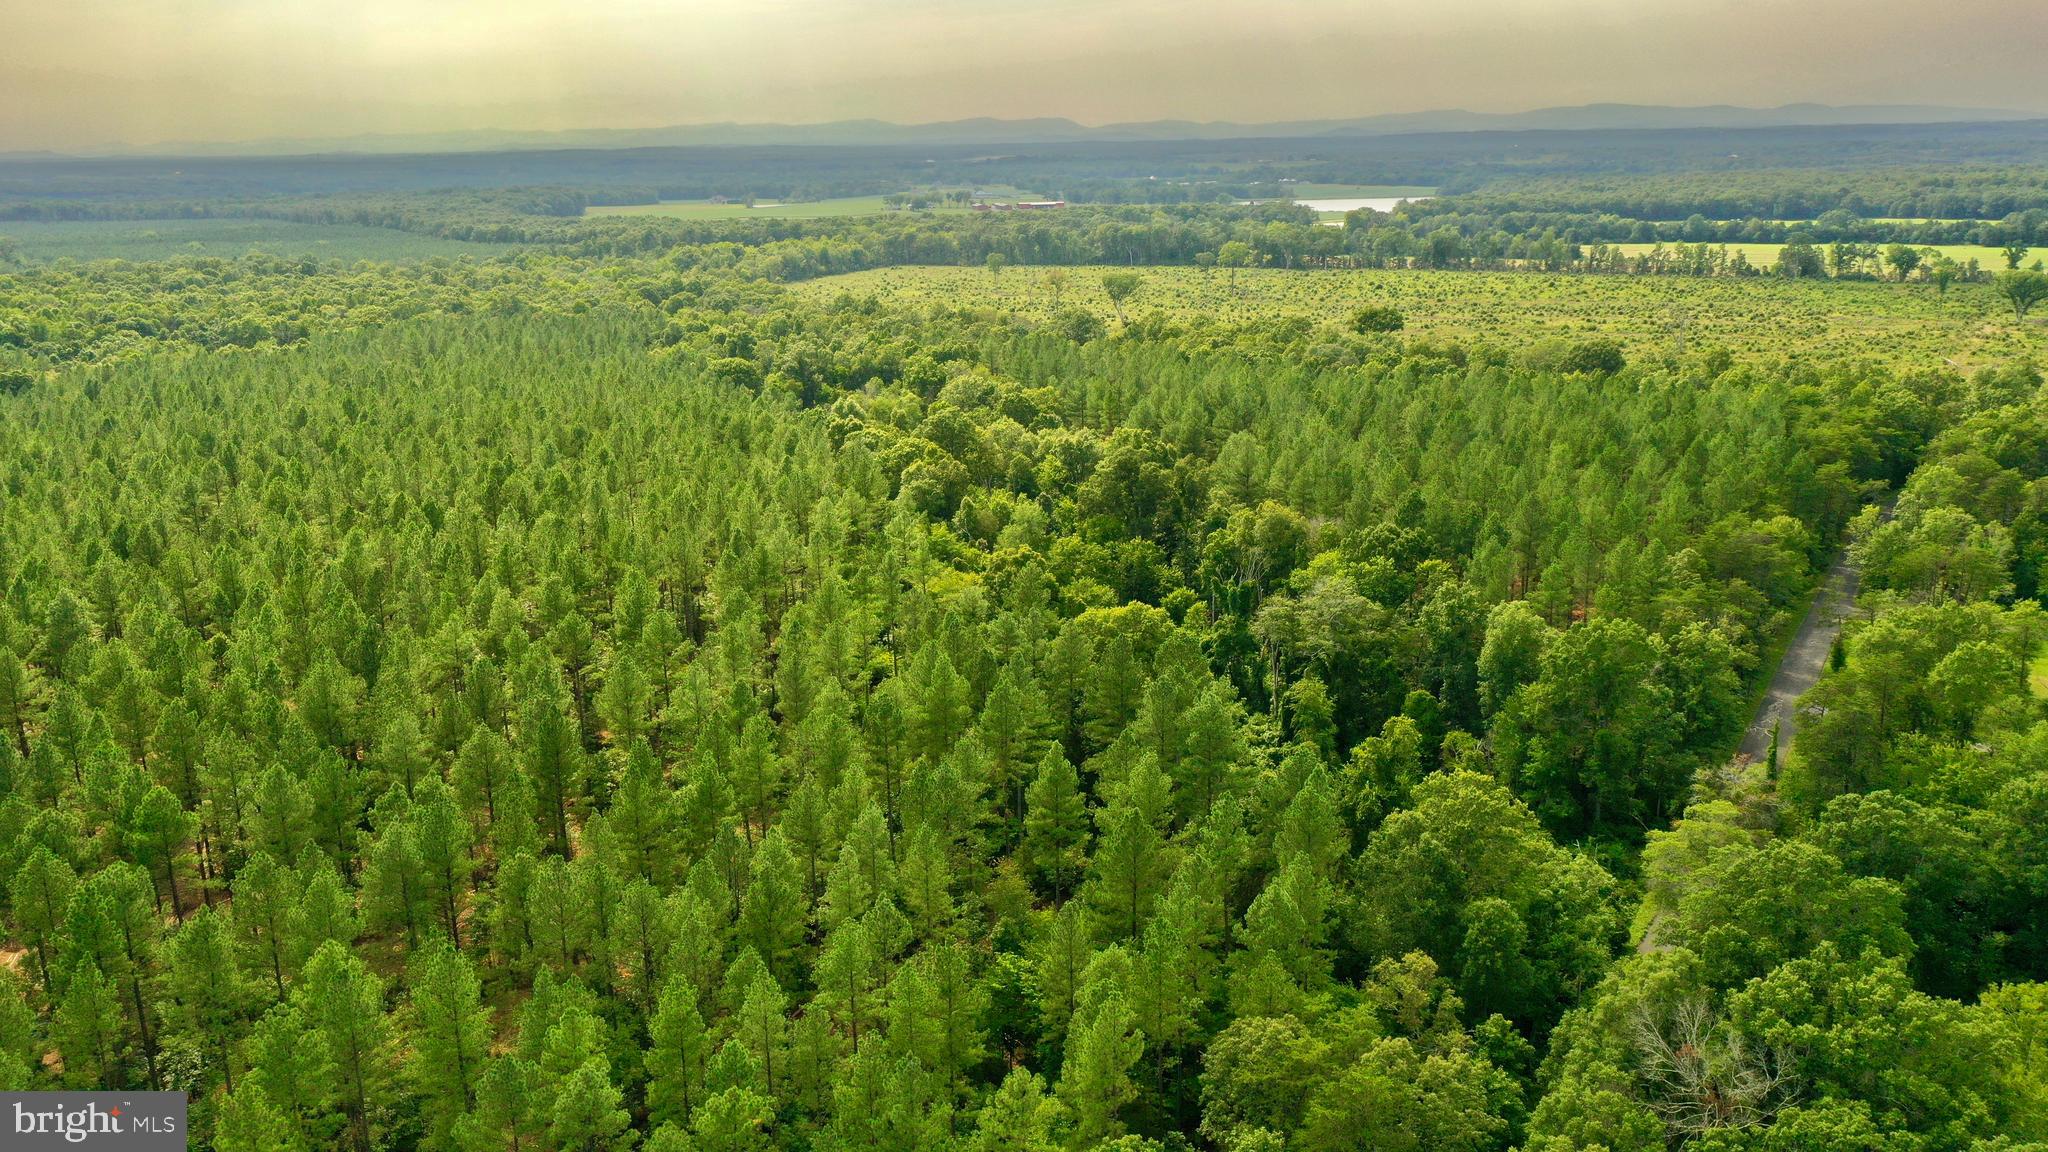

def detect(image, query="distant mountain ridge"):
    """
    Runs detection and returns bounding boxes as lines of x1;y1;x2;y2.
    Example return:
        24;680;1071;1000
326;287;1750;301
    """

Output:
75;103;2041;158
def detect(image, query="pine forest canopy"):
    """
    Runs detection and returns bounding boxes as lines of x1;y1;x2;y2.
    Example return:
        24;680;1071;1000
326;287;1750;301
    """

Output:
0;133;2045;1152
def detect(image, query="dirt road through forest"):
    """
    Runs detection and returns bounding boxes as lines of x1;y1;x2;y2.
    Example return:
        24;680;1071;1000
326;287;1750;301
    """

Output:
1736;497;1893;764
1639;499;1890;954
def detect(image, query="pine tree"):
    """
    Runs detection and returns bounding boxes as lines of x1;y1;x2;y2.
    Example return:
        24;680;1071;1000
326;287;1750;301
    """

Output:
452;727;515;832
305;750;367;866
211;1083;301;1152
371;707;431;799
1271;768;1347;878
243;765;316;865
240;1002;331;1146
1043;625;1091;762
92;641;158;761
54;961;125;1087
820;824;884;933
528;856;584;975
793;680;866;794
906;645;974;766
863;680;912;829
487;850;539;975
1236;856;1333;993
780;772;832;900
298;655;363;756
0;643;38;761
898;823;957;938
40;589;89;679
737;829;805;981
62;862;163;1088
1035;901;1094;1055
231;851;297;999
458;1056;538;1152
1130;914;1200;1100
363;792;429;948
405;941;492;1151
0;968;38;1090
1082;637;1144;753
163;907;251;1091
411;776;474;947
9;845;75;991
917;938;988;1120
1174;683;1246;822
1023;747;1089;899
549;1058;637;1152
1056;991;1145;1147
728;715;784;846
602;742;677;885
576;854;622;986
884;956;939;1076
971;1067;1061;1152
646;973;709;1129
149;699;206;811
594;651;652;751
978;660;1052;836
296;940;391;1152
689;1085;774;1152
289;857;364;968
520;681;585;858
829;1043;941;1151
608;878;678;1011
812;919;878;1051
1083;798;1173;943
735;968;788;1100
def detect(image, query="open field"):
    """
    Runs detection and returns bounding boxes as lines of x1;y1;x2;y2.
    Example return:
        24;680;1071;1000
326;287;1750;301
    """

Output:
1603;241;2031;269
0;218;518;262
795;263;2048;368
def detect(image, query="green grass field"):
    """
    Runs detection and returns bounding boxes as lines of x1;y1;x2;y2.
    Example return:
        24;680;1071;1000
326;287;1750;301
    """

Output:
1604;241;2031;270
796;263;2048;369
0;218;517;263
586;196;979;220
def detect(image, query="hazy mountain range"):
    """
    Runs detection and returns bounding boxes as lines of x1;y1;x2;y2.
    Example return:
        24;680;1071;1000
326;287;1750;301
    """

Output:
56;103;2042;158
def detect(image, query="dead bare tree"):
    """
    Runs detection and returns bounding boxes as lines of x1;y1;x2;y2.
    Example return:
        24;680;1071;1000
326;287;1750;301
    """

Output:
1628;996;1797;1142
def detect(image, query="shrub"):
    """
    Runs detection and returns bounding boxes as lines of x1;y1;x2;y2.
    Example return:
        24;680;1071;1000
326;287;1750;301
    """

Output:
1350;305;1405;333
1559;339;1626;376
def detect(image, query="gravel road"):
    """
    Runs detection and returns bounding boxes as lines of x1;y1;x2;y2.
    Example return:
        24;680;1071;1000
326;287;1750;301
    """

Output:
1735;498;1893;765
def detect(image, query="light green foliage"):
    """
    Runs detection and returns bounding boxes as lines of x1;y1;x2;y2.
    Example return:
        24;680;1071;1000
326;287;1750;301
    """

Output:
797;263;2048;367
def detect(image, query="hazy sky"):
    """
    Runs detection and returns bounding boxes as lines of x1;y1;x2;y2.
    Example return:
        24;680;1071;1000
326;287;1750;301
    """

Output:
5;0;2044;150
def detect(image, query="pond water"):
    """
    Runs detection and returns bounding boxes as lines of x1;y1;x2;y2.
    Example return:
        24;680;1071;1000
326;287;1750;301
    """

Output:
1294;196;1432;214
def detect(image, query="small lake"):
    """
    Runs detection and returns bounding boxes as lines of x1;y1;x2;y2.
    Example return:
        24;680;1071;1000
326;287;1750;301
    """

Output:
1240;195;1433;215
1295;196;1432;214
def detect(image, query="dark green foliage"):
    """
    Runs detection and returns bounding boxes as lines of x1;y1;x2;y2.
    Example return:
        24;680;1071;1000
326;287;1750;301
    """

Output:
1557;338;1626;376
1348;305;1405;333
